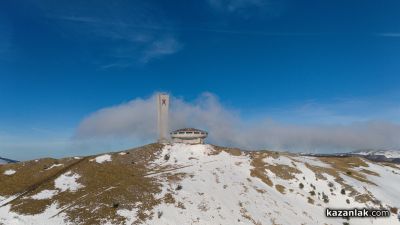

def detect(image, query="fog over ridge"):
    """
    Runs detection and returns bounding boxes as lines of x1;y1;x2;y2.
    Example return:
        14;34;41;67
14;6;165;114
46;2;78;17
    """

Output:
75;92;400;153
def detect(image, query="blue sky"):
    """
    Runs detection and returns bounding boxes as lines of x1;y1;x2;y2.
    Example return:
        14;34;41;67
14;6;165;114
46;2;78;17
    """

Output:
1;0;400;160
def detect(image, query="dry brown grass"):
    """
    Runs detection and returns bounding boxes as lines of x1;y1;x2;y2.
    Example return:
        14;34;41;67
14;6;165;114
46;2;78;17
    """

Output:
239;202;262;225
210;145;242;156
354;193;374;204
163;193;176;204
2;144;395;224
313;157;376;185
176;201;186;209
359;169;380;177
380;162;400;170
266;164;301;180
211;146;301;187
307;197;314;205
165;172;188;183
248;151;301;189
255;188;266;194
1;143;171;225
304;156;382;205
390;207;398;214
0;158;80;197
249;152;273;187
323;157;369;167
275;184;286;194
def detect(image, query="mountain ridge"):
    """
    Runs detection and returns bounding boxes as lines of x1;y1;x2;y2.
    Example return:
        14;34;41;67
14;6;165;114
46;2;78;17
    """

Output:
1;143;399;225
0;157;18;165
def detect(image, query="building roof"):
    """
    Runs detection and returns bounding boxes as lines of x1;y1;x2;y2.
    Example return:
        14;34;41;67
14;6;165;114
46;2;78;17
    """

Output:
170;128;208;140
171;128;208;134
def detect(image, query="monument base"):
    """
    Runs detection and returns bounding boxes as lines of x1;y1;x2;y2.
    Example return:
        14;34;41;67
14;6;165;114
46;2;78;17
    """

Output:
158;138;170;144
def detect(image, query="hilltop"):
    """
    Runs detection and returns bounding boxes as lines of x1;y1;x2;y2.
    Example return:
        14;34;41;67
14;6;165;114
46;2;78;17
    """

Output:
1;143;399;225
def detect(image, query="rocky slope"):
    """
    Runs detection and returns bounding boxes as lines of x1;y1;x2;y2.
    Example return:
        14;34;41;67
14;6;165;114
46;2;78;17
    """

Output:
1;143;399;225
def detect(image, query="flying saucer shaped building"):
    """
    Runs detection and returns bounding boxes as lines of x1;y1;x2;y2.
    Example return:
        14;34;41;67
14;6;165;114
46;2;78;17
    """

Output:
170;128;208;144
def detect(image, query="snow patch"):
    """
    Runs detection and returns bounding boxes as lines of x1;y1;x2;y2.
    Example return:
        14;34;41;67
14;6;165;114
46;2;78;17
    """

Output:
116;208;138;225
90;154;112;163
54;171;84;192
293;156;331;168
0;203;70;225
3;169;16;175
46;164;63;170
263;155;294;167
145;144;399;225
0;195;19;206
31;190;58;200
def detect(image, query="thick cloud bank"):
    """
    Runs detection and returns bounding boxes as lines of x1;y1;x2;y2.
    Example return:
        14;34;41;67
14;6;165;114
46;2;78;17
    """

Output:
76;93;400;152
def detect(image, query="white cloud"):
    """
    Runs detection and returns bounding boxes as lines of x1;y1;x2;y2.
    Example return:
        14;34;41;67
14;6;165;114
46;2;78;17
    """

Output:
140;37;182;63
206;0;285;17
39;1;183;66
76;95;157;141
75;93;400;153
208;0;266;12
376;33;400;37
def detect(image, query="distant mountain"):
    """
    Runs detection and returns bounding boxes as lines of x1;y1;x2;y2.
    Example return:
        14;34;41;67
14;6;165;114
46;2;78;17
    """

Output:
301;149;400;164
1;143;399;225
351;149;400;158
349;149;400;164
0;157;18;165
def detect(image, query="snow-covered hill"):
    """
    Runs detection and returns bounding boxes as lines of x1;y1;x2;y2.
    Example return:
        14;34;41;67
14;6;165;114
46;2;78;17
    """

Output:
1;143;399;225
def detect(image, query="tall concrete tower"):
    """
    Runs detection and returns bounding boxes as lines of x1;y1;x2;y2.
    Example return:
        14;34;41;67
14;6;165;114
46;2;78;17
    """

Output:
157;93;170;143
